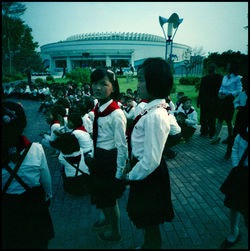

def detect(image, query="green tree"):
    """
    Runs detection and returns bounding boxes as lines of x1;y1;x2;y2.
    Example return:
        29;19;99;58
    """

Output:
203;50;248;78
2;2;43;75
2;2;26;74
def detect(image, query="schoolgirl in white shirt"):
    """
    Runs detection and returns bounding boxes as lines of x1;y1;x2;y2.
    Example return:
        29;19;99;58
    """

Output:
133;97;148;119
124;58;174;249
40;105;66;152
163;105;182;159
87;68;128;241
53;133;91;196
66;108;93;156
122;94;135;120
175;97;198;142
2;101;54;249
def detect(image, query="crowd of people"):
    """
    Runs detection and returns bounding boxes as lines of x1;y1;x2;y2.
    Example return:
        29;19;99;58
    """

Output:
2;58;248;249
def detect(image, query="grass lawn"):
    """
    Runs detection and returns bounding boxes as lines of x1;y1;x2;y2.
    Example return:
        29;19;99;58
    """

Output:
118;77;236;125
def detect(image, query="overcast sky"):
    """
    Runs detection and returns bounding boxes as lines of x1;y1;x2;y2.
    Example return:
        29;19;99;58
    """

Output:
22;2;248;56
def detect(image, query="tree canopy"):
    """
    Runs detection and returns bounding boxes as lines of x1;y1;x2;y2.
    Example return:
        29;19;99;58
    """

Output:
2;2;44;75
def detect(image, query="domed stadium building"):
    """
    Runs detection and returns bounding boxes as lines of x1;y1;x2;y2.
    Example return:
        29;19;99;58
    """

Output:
40;32;191;75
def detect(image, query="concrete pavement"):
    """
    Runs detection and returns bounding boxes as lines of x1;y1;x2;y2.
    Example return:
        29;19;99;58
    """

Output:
8;98;248;249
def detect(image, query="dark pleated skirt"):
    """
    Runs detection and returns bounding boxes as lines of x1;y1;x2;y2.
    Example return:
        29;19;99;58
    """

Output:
127;158;174;229
62;168;90;196
216;95;235;121
220;165;248;216
89;148;126;209
2;186;54;249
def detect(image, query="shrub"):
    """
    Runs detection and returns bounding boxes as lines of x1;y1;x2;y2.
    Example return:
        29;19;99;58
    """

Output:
179;76;201;86
46;75;54;82
35;78;44;84
2;73;25;83
2;76;12;83
66;67;91;84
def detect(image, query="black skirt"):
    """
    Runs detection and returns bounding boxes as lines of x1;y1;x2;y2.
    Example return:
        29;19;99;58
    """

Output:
220;165;248;215
216;95;235;121
2;186;54;249
62;168;90;196
89;148;126;209
127;158;174;229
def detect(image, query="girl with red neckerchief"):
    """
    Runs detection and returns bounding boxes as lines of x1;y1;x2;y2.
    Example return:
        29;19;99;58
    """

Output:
2;101;54;249
87;68;128;241
123;58;174;249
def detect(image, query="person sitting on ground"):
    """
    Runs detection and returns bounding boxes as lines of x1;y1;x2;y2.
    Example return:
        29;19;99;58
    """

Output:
53;132;91;196
40;104;66;156
175;96;198;143
163;105;182;159
66;108;94;156
122;94;135;131
175;91;185;111
75;96;95;136
166;95;175;114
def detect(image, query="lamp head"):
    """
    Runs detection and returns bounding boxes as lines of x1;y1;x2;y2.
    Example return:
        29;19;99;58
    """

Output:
168;13;182;28
159;16;169;27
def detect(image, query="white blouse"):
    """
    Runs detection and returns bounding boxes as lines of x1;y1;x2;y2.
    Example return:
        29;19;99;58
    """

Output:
128;99;170;181
58;150;90;177
82;113;93;135
123;106;135;119
133;101;148;119
95;99;128;179
231;129;248;168
2;143;52;199
219;74;242;97
72;129;93;156
176;104;198;129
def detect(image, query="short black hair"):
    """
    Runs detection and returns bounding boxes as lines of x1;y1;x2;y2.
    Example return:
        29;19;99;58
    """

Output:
139;57;173;98
90;67;120;100
2;101;27;135
52;132;80;154
68;108;82;128
47;104;66;119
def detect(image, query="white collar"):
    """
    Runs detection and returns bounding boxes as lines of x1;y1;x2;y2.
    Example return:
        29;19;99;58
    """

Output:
99;99;113;112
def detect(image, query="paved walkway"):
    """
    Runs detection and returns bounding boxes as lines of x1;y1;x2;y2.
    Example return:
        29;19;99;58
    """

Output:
7;98;248;249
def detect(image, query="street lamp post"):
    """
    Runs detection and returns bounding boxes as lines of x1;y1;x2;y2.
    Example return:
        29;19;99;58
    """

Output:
159;13;183;68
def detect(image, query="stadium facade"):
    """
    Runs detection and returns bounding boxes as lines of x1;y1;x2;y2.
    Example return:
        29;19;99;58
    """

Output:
40;32;191;74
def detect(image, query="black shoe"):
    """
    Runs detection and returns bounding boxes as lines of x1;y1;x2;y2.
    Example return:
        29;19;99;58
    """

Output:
210;137;221;144
222;138;230;144
98;232;122;241
220;232;241;249
165;151;177;159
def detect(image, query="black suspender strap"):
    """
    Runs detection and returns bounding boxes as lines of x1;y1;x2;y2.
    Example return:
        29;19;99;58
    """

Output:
3;143;32;193
238;147;248;167
63;157;86;176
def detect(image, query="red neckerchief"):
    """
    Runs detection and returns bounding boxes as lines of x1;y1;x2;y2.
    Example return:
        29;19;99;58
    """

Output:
127;111;148;160
93;100;120;150
17;135;31;152
125;105;134;113
73;125;87;132
140;99;148;104
50;120;60;129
